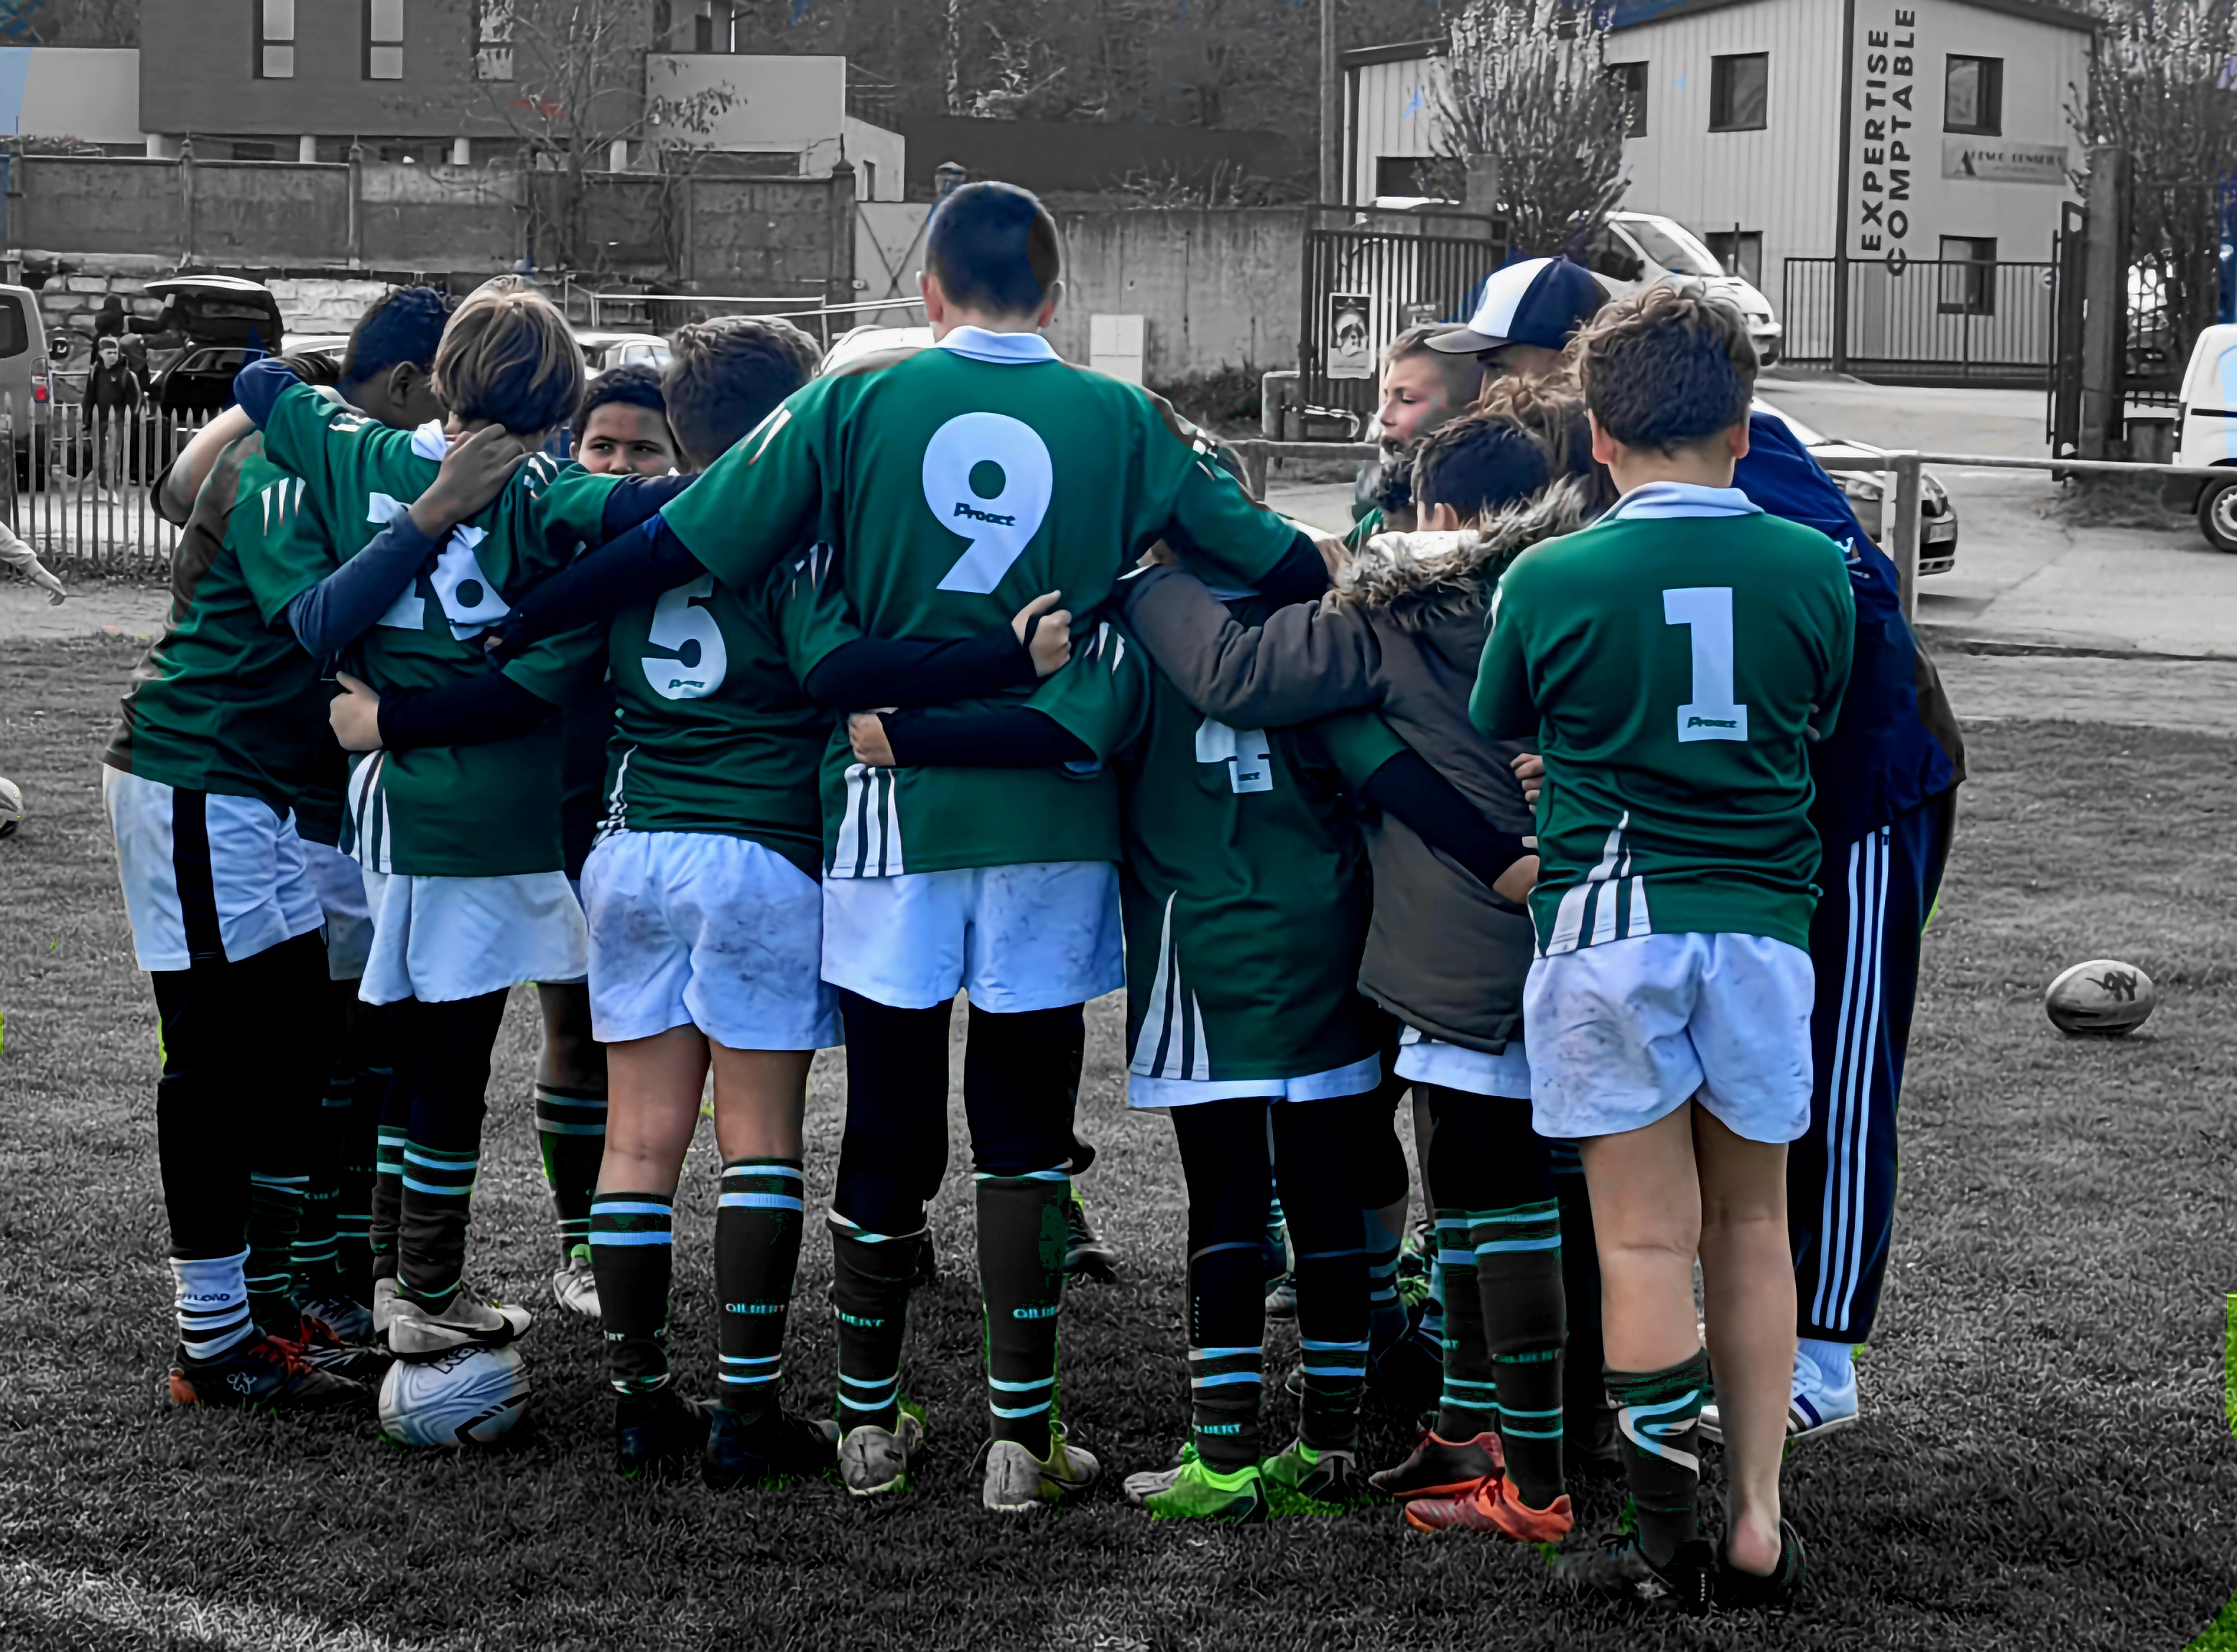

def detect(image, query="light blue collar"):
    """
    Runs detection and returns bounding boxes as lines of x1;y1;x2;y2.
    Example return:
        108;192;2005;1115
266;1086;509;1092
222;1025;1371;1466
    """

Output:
935;325;1059;365
1605;481;1764;521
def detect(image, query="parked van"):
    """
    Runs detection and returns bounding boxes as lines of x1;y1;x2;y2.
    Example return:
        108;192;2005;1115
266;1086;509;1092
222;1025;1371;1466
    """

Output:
1586;212;1783;366
0;282;57;474
2164;322;2237;551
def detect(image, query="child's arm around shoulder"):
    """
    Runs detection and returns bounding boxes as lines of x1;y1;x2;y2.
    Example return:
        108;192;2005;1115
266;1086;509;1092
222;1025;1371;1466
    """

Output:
1117;562;1378;728
1470;566;1539;741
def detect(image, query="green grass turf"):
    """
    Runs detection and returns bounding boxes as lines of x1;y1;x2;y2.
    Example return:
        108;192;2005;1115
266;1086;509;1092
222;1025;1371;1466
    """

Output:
1;632;2233;1650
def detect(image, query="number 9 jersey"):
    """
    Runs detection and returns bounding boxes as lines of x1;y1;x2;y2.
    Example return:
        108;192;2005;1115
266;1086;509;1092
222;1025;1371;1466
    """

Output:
1472;504;1855;956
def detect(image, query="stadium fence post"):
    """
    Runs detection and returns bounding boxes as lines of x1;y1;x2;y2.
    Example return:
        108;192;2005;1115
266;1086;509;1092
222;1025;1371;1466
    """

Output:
1890;450;1922;623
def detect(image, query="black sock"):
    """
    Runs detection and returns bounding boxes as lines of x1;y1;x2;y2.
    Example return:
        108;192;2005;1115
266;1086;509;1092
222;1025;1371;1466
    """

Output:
535;1080;608;1263
333;998;390;1300
1432;1207;1497;1441
1606;1350;1711;1567
295;981;354;1301
1274;1100;1371;1454
591;1190;673;1394
715;1158;804;1423
1171;1103;1271;1472
246;1165;306;1328
394;991;505;1312
830;1212;917;1434
975;1171;1067;1457
1477;1199;1566;1508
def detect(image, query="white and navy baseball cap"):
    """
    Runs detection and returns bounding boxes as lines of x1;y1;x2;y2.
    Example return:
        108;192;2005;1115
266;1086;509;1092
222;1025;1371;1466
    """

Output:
1426;256;1606;356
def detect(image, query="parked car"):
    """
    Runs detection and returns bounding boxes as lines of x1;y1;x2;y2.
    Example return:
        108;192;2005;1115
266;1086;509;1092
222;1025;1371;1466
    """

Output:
136;274;287;356
1588;212;1783;367
821;323;932;373
1755;396;1959;575
575;329;670;377
2162;322;2237;551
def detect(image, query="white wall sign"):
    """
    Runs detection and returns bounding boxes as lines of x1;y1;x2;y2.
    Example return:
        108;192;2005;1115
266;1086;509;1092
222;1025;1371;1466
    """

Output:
1942;137;2069;185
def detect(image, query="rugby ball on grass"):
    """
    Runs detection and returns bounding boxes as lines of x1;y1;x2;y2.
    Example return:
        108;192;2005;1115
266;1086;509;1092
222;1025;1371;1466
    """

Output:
2043;958;2157;1036
0;776;21;837
379;1345;529;1447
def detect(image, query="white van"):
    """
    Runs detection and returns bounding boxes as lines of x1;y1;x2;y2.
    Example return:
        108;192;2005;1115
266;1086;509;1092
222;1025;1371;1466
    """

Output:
1587;213;1783;366
2164;322;2237;551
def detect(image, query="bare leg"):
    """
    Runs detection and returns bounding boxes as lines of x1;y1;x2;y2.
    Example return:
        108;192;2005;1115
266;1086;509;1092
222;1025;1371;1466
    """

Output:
708;1043;812;1161
535;981;605;1092
601;1026;708;1197
1578;1101;1703;1376
1694;1107;1792;1577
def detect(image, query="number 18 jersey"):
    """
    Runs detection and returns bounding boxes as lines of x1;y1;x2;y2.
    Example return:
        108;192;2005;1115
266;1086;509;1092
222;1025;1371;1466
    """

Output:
1473;510;1855;955
659;327;1300;876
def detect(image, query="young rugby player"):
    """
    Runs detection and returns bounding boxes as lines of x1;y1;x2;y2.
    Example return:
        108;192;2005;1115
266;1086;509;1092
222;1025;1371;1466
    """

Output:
534;362;687;1321
630;181;1330;1509
107;293;520;1408
1474;287;1853;1610
236;287;628;1359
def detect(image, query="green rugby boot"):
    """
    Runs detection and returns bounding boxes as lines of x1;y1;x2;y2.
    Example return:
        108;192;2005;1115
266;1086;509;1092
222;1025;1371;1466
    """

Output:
1123;1452;1267;1521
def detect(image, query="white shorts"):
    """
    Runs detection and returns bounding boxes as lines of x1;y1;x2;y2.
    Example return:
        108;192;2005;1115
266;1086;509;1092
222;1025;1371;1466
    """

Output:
358;866;588;1007
302;838;373;982
821;860;1124;1013
537;878;590;989
103;765;323;973
1394;1026;1534;1100
1128;1051;1382;1111
1524;932;1815;1145
583;830;839;1051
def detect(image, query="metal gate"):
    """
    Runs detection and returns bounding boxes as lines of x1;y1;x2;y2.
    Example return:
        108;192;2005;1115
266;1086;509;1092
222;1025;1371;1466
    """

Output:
1299;205;1510;427
2047;201;2087;458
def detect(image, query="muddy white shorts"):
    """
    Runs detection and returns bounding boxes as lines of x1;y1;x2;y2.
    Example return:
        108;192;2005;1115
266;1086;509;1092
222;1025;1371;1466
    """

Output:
820;860;1123;1013
356;866;587;1006
103;765;323;973
582;829;838;1051
1394;1026;1534;1100
301;838;373;982
1524;931;1815;1145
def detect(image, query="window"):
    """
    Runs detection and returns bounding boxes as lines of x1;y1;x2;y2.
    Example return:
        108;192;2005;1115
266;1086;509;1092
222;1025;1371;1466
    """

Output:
1375;156;1438;198
256;0;294;78
366;0;404;80
861;159;877;200
0;295;28;360
228;139;280;162
1585;222;1647;282
1944;55;2002;136
1937;236;1997;315
1703;229;1764;287
1708;52;1768;131
475;0;514;80
1609;62;1648;137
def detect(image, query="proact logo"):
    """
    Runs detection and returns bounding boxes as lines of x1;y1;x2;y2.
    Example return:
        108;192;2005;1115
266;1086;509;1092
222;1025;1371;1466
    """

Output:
1685;715;1739;730
954;501;1016;526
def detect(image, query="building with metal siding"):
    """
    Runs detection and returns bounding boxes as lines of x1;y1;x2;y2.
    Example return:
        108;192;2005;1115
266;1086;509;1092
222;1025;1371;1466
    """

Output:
1343;0;2090;371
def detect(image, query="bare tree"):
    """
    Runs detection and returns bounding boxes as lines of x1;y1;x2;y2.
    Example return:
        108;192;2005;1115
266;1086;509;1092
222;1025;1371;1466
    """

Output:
475;0;733;275
9;0;137;46
1427;0;1632;251
2070;0;2237;379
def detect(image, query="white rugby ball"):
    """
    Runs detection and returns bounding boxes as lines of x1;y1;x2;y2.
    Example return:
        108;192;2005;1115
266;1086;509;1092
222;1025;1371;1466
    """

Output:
2044;957;2157;1036
379;1345;530;1447
0;776;21;838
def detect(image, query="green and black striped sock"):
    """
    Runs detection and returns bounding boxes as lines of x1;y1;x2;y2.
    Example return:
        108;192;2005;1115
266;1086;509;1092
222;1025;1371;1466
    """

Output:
1476;1199;1567;1508
535;1081;608;1263
590;1192;674;1394
715;1159;803;1422
396;1140;478;1312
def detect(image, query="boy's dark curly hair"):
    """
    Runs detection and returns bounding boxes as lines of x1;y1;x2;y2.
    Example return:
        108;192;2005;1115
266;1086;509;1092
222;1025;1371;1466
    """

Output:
570;361;668;442
1573;283;1757;453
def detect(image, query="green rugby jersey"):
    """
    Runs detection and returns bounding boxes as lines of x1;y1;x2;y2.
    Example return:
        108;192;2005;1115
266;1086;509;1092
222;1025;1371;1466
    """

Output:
1472;506;1855;954
1032;616;1382;1085
597;547;832;881
106;433;336;820
661;327;1300;876
259;381;621;877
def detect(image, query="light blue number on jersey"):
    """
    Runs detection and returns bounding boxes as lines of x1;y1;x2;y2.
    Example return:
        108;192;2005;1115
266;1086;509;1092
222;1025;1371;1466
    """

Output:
1662;586;1750;743
641;574;728;700
923;412;1054;593
366;492;511;639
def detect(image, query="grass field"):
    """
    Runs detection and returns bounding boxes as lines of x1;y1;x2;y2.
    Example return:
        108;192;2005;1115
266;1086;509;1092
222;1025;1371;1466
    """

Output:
1;631;2233;1651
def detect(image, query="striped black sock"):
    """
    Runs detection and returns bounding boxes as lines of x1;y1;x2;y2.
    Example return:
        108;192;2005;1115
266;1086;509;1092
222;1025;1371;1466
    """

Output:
1363;1209;1407;1356
396;1140;477;1311
976;1170;1069;1457
246;1169;306;1328
1433;1207;1497;1440
1476;1199;1567;1508
1606;1350;1710;1567
535;1082;608;1262
590;1192;674;1394
715;1159;803;1423
830;1212;917;1434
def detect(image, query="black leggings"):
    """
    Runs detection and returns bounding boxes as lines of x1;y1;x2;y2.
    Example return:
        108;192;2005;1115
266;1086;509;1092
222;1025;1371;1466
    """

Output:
1419;1084;1552;1212
152;929;328;1258
833;991;1085;1235
391;990;510;1151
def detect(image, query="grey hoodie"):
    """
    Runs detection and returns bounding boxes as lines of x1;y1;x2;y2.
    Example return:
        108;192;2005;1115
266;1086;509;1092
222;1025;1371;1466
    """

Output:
1117;483;1594;1054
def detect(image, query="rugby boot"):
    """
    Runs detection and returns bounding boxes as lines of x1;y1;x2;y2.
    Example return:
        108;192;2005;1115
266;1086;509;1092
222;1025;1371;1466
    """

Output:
1404;1475;1575;1541
386;1284;532;1358
167;1333;366;1411
839;1412;925;1496
550;1250;601;1319
1717;1520;1807;1609
1124;1452;1266;1521
1262;1438;1368;1505
980;1424;1101;1513
1369;1426;1505;1500
1555;1529;1715;1615
615;1385;714;1479
272;1299;389;1383
703;1404;840;1490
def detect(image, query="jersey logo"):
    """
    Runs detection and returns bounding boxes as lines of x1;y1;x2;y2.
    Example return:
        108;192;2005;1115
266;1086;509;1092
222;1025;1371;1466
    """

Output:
1544;813;1652;957
1195;718;1273;794
1663;587;1750;743
922;412;1053;593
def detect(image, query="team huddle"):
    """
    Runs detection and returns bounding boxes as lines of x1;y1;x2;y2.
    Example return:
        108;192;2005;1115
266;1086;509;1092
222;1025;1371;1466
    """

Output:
101;182;1961;1615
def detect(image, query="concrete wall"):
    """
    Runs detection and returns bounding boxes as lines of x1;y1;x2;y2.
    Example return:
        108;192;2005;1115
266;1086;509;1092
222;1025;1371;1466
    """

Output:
685;175;852;299
11;156;185;255
187;162;354;264
357;161;524;266
894;114;1311;202
1046;208;1304;384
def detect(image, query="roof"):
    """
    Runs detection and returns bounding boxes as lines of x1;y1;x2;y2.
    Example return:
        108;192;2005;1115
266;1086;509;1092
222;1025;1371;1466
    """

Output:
1340;0;2093;68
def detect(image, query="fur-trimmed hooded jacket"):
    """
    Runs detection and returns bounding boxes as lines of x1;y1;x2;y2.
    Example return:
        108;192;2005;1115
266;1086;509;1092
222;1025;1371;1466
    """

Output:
1116;483;1594;1053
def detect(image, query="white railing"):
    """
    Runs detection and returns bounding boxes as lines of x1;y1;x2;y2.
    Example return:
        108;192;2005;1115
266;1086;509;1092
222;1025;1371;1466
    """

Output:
0;394;215;576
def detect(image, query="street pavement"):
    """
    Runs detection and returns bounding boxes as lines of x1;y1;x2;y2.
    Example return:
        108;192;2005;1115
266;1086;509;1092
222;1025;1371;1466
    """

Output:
1269;376;2237;659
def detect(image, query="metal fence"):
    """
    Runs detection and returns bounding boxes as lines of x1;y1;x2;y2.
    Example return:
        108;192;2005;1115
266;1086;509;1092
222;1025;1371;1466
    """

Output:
1781;257;2057;383
1300;206;1510;424
0;393;212;575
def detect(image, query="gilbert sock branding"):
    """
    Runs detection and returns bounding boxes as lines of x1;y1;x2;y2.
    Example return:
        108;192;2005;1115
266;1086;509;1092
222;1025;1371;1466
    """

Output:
829;1210;919;1434
1432;1210;1497;1441
172;1249;254;1360
590;1192;674;1394
1187;1345;1263;1472
535;1082;608;1261
715;1158;803;1424
974;1169;1070;1457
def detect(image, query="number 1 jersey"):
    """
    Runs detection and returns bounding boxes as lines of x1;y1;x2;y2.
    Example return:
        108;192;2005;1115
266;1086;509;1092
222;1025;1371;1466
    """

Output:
1473;511;1855;954
659;328;1302;876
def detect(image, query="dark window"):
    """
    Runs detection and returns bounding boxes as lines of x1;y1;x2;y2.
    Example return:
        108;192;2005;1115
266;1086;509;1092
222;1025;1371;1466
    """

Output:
228;140;280;162
476;1;514;81
366;0;404;79
1585;221;1647;282
694;9;713;51
1708;53;1768;131
1703;229;1764;287
1609;62;1648;137
256;0;294;78
1375;156;1439;198
1944;56;2002;135
0;295;28;359
1937;236;1997;315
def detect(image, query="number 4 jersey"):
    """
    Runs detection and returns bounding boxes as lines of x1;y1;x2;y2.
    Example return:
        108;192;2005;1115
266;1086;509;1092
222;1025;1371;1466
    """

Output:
1473;506;1855;955
659;327;1302;877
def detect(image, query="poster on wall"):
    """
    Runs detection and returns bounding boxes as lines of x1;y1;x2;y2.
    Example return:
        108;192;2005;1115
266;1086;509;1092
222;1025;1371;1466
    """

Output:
1942;138;2070;185
1327;293;1374;379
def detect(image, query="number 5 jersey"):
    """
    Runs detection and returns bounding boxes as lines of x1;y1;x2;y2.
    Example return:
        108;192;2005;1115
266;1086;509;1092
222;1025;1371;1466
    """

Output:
1471;485;1856;955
